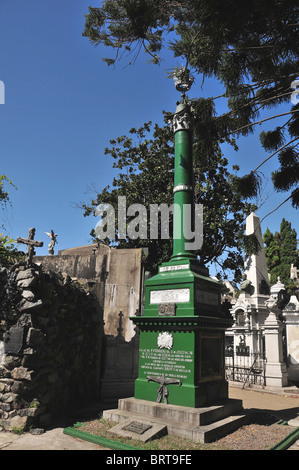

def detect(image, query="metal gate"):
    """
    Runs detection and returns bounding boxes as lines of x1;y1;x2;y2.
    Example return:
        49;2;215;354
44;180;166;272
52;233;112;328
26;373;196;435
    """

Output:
225;351;267;387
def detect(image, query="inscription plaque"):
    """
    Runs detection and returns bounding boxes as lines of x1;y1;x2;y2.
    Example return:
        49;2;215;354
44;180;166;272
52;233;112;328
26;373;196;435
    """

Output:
122;421;153;435
159;264;188;273
150;288;190;304
140;348;193;380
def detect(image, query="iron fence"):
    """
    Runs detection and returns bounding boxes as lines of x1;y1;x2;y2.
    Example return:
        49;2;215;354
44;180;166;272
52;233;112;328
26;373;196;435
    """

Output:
225;351;267;387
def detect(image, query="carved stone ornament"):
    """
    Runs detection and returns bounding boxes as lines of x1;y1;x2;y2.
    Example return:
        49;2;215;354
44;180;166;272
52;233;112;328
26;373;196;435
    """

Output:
265;295;279;314
173;111;192;132
157;331;173;350
231;297;251;315
158;303;176;317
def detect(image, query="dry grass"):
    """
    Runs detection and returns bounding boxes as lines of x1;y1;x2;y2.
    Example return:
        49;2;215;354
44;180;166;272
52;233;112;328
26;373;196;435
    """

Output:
75;413;292;450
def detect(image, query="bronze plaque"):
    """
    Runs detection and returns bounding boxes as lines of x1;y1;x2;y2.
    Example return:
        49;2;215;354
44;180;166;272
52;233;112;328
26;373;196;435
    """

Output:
122;421;152;435
158;303;176;316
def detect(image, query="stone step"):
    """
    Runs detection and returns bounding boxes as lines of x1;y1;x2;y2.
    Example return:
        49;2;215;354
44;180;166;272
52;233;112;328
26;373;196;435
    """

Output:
192;414;250;443
103;397;250;443
103;407;250;443
116;397;243;426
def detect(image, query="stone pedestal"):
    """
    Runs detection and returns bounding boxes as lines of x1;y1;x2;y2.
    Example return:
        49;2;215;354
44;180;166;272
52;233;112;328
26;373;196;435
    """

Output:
103;81;240;441
131;259;232;408
264;304;288;387
283;295;299;382
103;396;249;443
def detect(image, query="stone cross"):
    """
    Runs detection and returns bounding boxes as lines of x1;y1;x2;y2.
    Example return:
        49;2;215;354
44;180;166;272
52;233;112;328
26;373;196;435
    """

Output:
117;311;124;337
147;375;181;404
16;228;43;266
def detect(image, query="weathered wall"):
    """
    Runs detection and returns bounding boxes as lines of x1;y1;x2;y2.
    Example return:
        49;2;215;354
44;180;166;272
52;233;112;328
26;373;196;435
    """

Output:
35;244;144;341
0;263;103;431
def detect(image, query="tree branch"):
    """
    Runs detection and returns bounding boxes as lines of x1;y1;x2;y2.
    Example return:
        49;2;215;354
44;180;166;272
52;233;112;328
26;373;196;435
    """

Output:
229;108;299;136
253;137;299;173
259;194;294;224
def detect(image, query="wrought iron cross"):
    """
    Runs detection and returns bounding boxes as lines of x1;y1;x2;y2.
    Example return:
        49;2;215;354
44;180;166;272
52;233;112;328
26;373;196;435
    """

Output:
16;228;43;266
147;375;182;404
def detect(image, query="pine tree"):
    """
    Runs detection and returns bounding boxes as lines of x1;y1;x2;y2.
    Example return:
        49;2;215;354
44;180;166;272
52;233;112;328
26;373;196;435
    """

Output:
81;121;256;279
83;0;299;210
280;219;298;283
263;219;298;285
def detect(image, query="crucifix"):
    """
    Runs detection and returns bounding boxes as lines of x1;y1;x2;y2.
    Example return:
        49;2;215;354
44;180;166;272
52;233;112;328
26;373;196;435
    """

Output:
117;311;124;337
16;228;43;267
147;375;182;404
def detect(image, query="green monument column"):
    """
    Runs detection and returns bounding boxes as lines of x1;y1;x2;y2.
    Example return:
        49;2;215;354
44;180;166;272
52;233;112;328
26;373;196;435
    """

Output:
172;97;196;262
131;69;232;408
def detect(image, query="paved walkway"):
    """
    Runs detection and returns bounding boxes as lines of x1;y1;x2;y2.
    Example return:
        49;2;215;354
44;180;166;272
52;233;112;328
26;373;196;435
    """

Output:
0;386;298;450
229;385;299;422
0;427;108;450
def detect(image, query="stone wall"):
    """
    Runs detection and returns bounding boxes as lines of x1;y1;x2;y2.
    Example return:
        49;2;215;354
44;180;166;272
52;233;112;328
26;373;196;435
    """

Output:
0;263;103;431
35;244;145;341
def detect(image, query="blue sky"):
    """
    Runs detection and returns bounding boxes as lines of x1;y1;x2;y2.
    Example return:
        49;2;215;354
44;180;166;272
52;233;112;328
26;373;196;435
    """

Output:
0;1;298;267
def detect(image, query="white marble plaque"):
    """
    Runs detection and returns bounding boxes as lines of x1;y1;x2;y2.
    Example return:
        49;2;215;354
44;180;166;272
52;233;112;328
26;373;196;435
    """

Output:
159;264;189;273
150;288;190;304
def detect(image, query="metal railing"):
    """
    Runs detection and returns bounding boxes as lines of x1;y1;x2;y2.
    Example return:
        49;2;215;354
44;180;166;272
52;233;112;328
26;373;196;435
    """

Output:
225;351;266;387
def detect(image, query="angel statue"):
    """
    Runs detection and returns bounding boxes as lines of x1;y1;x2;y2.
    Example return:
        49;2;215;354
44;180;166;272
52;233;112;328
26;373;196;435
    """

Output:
45;230;58;255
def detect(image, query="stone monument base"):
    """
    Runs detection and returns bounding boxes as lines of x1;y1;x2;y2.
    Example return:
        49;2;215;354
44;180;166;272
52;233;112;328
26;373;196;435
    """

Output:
103;397;250;443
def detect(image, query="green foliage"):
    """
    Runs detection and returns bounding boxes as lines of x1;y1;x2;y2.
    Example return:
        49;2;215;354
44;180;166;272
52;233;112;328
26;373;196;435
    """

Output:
0;175;22;266
0;234;24;267
0;174;16;206
83;0;299;208
263;219;298;285
82;120;255;280
259;128;285;152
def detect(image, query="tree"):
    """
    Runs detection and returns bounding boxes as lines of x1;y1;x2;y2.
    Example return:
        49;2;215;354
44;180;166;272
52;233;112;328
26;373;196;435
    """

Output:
0;175;22;266
263;218;298;285
83;0;299;211
81;120;256;280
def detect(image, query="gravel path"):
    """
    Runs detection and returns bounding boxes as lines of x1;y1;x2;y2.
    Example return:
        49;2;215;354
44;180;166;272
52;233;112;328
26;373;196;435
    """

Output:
75;386;299;450
211;414;292;450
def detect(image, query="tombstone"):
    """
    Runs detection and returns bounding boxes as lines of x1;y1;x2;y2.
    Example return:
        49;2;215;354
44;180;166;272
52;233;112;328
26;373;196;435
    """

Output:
229;213;270;361
129;96;232;410
228;214;290;388
283;294;299;382
16;228;43;266
103;72;247;444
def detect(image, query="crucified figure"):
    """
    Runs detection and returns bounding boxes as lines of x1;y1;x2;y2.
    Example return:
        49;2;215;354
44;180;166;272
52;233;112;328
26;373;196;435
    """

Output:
147;375;182;404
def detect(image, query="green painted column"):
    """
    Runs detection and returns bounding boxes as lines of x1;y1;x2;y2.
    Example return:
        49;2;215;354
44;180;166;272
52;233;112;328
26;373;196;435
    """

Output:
172;99;196;262
130;69;232;408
